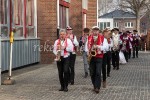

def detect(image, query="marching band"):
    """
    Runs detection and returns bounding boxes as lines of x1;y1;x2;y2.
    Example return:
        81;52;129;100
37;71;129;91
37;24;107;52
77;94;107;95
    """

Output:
53;26;141;93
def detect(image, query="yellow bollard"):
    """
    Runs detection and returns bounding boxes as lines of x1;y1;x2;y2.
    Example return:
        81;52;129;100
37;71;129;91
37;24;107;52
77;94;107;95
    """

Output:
3;30;15;85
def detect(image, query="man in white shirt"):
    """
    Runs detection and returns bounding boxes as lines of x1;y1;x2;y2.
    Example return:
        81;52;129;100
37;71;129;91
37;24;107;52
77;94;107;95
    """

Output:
112;28;122;70
53;29;73;92
79;28;90;78
66;26;79;85
102;29;113;88
85;26;109;93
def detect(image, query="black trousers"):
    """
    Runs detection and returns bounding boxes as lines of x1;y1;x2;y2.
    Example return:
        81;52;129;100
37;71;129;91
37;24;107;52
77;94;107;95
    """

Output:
57;56;70;89
128;49;131;59
102;51;111;81
133;46;139;58
69;53;76;83
112;51;119;69
123;51;128;62
90;57;103;89
107;51;111;75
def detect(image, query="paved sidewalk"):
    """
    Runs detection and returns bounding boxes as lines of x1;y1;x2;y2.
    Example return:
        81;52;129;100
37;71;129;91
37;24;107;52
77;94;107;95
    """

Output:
1;52;150;100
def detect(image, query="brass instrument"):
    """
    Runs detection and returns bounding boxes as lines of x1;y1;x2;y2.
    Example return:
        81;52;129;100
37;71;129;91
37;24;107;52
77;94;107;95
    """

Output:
87;37;98;64
54;40;62;61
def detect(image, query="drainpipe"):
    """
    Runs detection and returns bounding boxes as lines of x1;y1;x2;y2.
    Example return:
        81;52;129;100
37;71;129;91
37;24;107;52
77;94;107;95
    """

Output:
97;0;99;26
57;0;60;39
0;22;1;85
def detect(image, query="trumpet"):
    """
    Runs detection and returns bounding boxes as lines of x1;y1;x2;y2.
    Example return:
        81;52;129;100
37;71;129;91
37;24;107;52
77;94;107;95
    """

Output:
54;44;61;62
90;48;97;57
87;45;97;64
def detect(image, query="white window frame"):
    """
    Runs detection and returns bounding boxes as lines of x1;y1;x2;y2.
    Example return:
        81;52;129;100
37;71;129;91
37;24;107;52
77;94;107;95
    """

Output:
99;22;111;30
82;0;88;10
125;22;133;28
114;22;119;28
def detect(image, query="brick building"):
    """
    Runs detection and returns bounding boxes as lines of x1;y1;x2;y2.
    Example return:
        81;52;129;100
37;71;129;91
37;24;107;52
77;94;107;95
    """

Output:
98;10;137;31
140;12;150;50
0;0;97;71
38;0;97;63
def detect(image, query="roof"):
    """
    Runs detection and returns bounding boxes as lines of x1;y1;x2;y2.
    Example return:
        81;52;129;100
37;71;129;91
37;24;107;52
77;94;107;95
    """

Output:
99;10;136;19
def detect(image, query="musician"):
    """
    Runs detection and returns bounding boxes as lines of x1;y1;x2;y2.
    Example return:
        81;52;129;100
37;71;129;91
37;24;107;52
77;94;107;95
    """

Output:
79;28;90;78
112;28;122;70
102;29;113;88
120;32;132;62
131;30;140;58
66;26;79;85
126;31;133;59
85;26;109;93
53;29;74;92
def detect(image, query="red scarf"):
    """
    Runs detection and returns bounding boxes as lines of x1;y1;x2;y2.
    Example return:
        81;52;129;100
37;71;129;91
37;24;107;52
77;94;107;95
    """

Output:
57;39;68;56
88;34;104;58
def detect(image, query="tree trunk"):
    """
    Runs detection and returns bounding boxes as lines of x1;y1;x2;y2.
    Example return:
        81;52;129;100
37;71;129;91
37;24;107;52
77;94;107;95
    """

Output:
136;13;140;35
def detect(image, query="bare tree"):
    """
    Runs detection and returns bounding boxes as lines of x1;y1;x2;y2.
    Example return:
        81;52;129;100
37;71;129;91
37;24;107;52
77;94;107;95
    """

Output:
98;0;120;16
119;0;150;33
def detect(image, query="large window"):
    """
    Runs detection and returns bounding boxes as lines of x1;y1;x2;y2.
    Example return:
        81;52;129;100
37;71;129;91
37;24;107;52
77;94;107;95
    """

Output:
26;0;35;37
125;22;133;28
1;0;8;37
0;0;37;38
59;5;69;28
99;22;110;30
13;0;23;37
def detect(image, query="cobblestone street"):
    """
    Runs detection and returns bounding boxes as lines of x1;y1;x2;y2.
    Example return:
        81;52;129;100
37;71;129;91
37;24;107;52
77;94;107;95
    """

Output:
1;52;150;100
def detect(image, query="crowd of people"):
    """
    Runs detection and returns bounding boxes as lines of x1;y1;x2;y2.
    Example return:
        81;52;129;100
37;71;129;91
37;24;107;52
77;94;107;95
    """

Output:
53;26;141;93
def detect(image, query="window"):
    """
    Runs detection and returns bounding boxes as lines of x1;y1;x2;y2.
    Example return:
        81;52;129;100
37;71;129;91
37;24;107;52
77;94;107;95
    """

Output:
125;22;133;28
1;0;8;37
1;0;7;24
64;0;70;3
99;22;110;30
100;22;103;30
1;0;37;38
114;22;118;28
82;0;88;10
59;4;69;29
13;0;23;37
26;0;36;37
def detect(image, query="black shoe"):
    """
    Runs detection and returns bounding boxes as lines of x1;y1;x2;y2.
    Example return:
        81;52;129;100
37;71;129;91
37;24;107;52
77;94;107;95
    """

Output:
94;88;99;94
136;56;138;58
70;81;74;85
84;72;88;78
107;74;110;77
113;67;116;70
132;57;135;58
59;88;64;91
64;88;68;92
116;68;119;70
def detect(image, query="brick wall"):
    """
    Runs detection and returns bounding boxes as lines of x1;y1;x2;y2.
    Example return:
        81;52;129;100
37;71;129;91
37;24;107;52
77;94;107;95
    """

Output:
87;0;97;29
69;0;82;39
37;0;98;64
140;12;150;50
37;0;57;63
146;29;150;50
114;18;136;32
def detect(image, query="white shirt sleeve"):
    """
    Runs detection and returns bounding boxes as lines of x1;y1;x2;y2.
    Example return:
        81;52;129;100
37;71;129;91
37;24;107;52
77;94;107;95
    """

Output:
129;41;132;49
109;38;113;48
53;40;58;55
73;36;79;46
66;39;74;52
99;38;109;52
85;41;89;52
